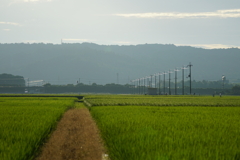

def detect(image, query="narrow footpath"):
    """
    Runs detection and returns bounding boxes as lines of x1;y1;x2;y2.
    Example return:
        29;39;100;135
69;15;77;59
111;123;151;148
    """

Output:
36;104;106;160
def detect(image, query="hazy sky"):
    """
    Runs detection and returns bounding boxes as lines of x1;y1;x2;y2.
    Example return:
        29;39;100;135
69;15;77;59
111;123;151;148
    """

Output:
1;0;240;48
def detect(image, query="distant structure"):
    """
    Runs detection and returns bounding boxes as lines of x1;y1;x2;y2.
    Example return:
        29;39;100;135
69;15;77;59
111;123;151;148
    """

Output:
187;62;193;94
148;88;157;95
131;62;193;95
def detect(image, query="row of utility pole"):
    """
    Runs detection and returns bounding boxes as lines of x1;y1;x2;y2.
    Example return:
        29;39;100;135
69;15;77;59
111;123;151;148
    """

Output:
131;62;193;95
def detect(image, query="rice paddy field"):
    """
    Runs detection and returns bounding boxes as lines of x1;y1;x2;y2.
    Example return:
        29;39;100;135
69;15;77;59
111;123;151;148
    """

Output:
0;96;77;160
85;95;240;160
1;94;240;160
84;95;240;107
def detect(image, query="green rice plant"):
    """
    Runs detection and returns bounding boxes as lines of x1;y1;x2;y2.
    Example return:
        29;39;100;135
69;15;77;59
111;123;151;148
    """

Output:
0;97;76;160
84;95;240;107
91;106;240;160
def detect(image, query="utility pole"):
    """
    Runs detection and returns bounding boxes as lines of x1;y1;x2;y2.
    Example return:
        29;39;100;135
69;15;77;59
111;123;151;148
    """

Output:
133;80;135;94
135;80;137;94
163;71;166;94
169;70;171;95
150;75;153;88
187;62;193;94
132;80;134;95
175;68;177;95
155;74;157;88
174;68;180;95
148;77;150;88
140;78;142;94
139;78;141;94
159;73;161;95
144;78;145;94
182;66;184;95
138;79;140;95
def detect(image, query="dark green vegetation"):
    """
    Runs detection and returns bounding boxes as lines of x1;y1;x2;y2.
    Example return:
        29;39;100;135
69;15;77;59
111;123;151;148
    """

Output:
43;80;233;93
86;95;240;160
0;96;77;160
232;85;240;95
43;83;134;94
44;79;234;89
1;77;237;94
1;43;240;85
0;73;25;86
85;95;240;107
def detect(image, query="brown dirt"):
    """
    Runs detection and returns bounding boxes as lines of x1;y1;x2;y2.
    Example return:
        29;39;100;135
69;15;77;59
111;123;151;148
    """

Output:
35;107;106;160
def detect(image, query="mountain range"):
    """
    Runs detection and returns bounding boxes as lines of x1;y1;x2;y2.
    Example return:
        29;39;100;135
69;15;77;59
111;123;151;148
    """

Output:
0;43;239;85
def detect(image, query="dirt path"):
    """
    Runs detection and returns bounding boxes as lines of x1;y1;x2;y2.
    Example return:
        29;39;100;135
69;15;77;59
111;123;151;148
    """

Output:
36;107;107;160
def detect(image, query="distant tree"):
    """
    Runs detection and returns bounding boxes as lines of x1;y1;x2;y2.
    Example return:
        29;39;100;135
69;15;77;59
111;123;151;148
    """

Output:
43;83;51;87
76;83;85;86
0;73;25;86
92;83;97;86
232;85;240;95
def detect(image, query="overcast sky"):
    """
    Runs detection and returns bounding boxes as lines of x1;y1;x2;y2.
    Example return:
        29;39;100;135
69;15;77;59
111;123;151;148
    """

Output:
1;0;240;49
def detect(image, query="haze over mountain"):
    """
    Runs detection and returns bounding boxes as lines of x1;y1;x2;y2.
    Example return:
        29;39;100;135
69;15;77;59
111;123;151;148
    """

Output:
1;0;239;85
0;43;239;85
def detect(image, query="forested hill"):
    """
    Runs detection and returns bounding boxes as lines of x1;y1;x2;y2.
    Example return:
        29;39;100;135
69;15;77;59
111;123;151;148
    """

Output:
0;43;239;85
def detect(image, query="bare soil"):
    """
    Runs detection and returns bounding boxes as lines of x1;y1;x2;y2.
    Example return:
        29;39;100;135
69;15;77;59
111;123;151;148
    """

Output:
35;107;106;160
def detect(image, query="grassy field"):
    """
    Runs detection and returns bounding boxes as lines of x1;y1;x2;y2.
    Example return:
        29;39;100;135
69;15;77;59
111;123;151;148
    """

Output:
84;95;240;107
0;96;77;160
87;95;240;160
1;95;240;160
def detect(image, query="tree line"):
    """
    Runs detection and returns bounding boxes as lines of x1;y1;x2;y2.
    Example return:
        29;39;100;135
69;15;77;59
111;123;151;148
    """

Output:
1;73;240;95
0;73;25;87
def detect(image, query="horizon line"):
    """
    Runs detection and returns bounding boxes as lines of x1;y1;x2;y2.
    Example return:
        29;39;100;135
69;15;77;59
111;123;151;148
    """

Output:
0;42;239;49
